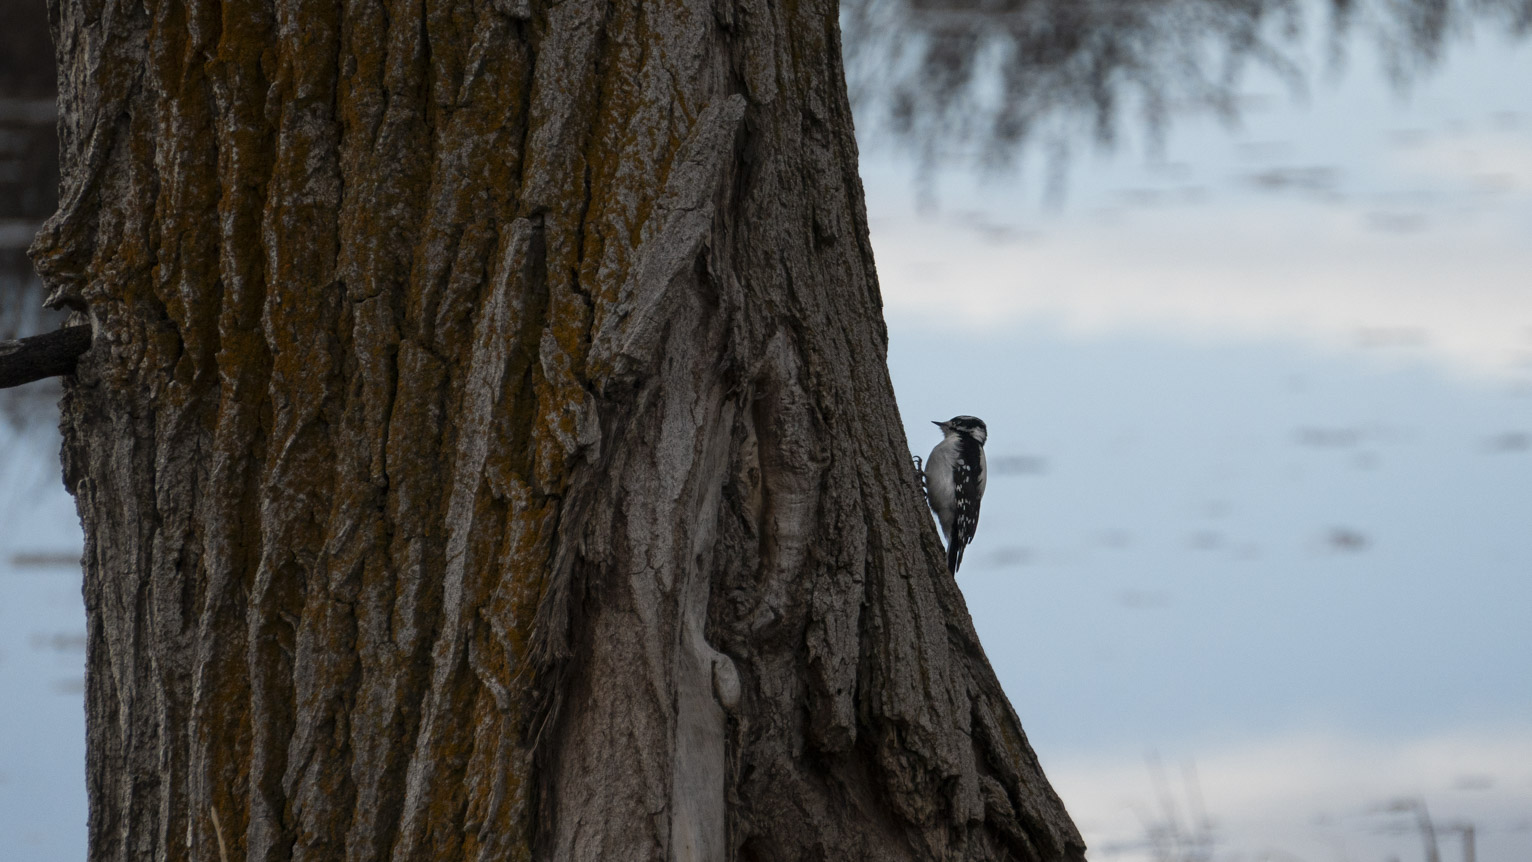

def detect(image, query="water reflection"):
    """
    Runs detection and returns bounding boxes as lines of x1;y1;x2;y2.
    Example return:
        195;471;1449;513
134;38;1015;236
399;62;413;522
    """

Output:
860;2;1532;860
846;0;1532;175
0;0;64;435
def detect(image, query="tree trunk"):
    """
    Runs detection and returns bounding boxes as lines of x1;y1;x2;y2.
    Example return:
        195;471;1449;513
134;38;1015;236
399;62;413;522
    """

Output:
32;0;1084;858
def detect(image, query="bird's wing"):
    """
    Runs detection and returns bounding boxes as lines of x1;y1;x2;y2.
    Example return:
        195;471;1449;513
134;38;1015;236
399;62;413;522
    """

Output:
947;436;984;573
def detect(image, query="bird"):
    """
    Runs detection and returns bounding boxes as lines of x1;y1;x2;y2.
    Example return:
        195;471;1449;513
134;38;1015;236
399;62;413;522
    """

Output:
924;415;988;574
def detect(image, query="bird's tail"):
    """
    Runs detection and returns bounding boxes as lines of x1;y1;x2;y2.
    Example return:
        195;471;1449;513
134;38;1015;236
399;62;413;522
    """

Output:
947;539;965;575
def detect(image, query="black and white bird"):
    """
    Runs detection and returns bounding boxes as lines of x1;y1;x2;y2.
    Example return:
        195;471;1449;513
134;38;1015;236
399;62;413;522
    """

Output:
924;415;988;574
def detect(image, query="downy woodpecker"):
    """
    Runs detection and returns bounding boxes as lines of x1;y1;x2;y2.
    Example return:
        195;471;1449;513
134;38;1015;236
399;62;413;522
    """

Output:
925;415;988;574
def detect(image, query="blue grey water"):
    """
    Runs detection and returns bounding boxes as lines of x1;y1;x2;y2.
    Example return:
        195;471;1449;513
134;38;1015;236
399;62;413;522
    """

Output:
0;428;86;861
872;9;1532;860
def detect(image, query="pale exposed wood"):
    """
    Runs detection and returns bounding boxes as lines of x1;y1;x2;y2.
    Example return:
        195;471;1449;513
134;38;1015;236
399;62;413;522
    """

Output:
37;0;1084;859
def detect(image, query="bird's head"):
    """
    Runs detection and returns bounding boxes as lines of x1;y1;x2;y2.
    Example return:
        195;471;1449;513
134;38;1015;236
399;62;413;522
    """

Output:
933;415;987;445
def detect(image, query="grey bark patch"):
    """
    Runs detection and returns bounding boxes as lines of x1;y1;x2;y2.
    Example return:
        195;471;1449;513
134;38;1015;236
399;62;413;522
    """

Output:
589;94;747;389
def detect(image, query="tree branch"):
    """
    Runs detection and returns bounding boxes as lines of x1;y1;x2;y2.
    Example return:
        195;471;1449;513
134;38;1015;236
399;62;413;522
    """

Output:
0;325;92;389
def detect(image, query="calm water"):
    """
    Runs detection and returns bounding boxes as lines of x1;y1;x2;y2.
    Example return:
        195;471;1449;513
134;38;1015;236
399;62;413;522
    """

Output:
0;428;85;861
874;5;1532;859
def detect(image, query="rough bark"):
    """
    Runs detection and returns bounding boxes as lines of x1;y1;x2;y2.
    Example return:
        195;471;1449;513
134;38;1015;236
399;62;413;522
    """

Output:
33;0;1085;859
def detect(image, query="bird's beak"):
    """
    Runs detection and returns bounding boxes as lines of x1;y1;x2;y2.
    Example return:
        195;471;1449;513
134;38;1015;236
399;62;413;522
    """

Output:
932;420;945;430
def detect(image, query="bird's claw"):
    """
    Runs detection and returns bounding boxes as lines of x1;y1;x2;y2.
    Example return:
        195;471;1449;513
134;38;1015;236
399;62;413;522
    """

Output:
911;454;927;501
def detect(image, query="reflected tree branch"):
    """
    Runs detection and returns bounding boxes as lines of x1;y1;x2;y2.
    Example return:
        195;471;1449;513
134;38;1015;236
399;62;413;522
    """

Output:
843;0;1532;181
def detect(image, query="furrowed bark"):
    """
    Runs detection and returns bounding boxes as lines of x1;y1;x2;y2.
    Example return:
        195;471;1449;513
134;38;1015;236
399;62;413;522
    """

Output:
35;0;1085;859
